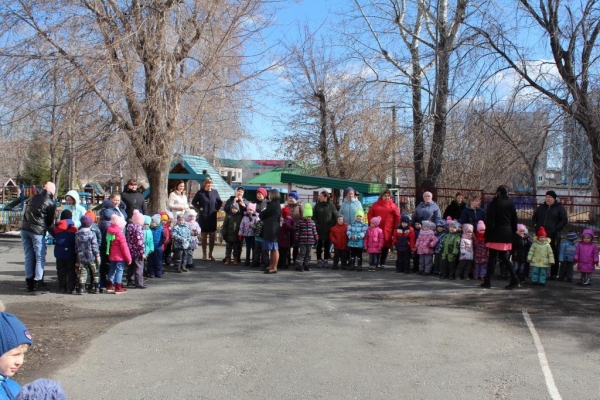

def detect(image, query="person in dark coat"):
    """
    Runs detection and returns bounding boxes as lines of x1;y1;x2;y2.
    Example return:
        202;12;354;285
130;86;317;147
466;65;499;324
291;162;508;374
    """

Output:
223;186;248;215
443;192;466;221
481;185;519;289
532;190;569;280
191;177;223;260
20;182;57;292
119;179;147;222
459;192;486;226
260;189;282;274
312;190;338;268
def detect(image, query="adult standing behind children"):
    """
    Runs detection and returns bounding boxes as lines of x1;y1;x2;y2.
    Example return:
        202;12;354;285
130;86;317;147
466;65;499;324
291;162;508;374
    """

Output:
260;189;282;274
412;191;441;225
443;192;465;221
168;180;190;217
532;190;568;280
192;177;222;260
313;190;337;268
367;189;401;269
223;186;248;215
20;181;57;293
339;187;362;224
460;192;486;226
120;179;147;223
481;185;520;290
62;190;87;229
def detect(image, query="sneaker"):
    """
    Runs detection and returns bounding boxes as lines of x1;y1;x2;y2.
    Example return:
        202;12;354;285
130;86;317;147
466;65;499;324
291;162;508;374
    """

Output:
582;279;591;286
181;267;189;272
76;288;84;295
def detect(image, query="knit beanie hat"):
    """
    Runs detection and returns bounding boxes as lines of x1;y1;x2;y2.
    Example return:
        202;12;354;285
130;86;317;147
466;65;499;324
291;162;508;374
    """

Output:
344;187;355;196
436;219;447;228
177;214;185;221
0;303;33;357
462;223;474;233
131;210;145;226
246;203;256;213
231;202;240;211
449;221;461;230
84;210;96;223
537;227;547;237
401;214;411;224
370;216;381;227
337;214;344;222
517;223;527;233
15;379;67;400
566;231;578;241
110;214;126;230
477;220;486;232
355;208;364;218
165;210;174;220
43;182;56;196
80;216;93;228
582;229;595;239
152;214;162;225
144;215;151;225
59;210;72;220
303;203;313;218
257;188;268;198
545;190;557;200
184;209;197;218
288;191;299;201
161;214;169;222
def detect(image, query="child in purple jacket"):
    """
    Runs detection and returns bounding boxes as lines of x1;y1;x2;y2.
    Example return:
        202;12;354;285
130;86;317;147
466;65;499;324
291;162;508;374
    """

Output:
126;210;147;289
574;229;599;286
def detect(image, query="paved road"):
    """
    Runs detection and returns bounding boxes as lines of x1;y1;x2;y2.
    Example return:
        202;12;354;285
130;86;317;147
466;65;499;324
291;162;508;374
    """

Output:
1;237;599;399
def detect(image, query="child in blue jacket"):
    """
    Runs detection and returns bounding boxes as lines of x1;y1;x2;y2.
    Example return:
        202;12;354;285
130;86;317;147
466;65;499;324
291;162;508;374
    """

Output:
558;231;578;283
50;210;78;294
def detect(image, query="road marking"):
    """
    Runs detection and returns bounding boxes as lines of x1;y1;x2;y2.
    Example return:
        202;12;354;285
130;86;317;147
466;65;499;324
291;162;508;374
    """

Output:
522;310;562;400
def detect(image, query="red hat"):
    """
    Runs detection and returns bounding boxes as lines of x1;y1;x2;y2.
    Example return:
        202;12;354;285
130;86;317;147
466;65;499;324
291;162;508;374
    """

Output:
537;227;547;238
257;188;268;197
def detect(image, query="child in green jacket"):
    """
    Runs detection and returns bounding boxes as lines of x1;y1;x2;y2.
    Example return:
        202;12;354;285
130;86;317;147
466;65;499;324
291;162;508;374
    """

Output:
527;227;555;286
440;221;461;279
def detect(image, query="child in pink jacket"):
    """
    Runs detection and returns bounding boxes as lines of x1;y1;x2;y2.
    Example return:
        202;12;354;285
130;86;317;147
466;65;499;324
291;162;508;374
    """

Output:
364;216;384;272
415;221;438;275
574;229;599;286
106;214;132;294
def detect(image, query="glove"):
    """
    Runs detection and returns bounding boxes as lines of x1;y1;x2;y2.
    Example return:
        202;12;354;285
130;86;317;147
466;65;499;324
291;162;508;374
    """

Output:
238;235;243;242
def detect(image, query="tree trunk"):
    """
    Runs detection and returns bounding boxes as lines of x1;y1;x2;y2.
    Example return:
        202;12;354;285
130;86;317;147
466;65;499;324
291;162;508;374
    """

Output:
144;161;170;215
411;73;425;188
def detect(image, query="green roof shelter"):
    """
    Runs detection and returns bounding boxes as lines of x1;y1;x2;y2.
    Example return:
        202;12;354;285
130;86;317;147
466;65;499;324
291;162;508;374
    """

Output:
169;154;233;197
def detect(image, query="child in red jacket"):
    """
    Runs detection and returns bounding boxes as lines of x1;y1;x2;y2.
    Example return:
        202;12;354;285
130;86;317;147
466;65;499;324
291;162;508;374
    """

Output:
329;215;349;270
106;214;132;294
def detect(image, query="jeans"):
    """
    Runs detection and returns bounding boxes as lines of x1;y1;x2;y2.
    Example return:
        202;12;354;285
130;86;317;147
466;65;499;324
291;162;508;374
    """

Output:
108;261;125;284
21;230;46;280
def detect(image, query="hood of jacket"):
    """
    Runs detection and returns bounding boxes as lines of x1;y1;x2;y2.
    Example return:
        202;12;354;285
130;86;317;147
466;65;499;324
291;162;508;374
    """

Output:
55;219;77;233
534;236;552;245
582;228;595;239
65;190;80;206
107;224;123;235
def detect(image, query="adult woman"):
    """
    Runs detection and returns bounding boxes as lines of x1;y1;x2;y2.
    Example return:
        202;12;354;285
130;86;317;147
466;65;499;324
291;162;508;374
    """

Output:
459;193;486;226
412;191;441;225
120;179;147;223
168;180;190;217
260;189;282;274
191;177;223;260
312;191;337;268
98;193;127;290
482;185;519;289
367;189;400;268
443;192;466;221
62;190;87;228
339;187;362;224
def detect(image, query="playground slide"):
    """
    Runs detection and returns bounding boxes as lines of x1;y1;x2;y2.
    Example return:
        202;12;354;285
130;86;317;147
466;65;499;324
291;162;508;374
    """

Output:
1;196;27;211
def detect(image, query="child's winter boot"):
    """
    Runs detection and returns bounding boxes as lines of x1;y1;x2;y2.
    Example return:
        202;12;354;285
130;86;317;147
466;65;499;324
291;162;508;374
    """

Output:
114;283;128;293
105;281;115;293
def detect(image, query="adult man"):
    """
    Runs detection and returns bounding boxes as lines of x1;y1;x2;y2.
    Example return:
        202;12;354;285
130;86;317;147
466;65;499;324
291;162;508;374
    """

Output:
20;182;57;292
223;186;248;215
120;179;147;222
532;190;568;280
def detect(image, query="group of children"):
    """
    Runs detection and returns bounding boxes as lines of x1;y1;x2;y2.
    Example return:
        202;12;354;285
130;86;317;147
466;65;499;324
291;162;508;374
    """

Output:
49;206;202;295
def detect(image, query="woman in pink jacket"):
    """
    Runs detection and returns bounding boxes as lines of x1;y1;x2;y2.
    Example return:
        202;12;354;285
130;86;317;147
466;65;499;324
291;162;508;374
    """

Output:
367;189;400;269
106;214;132;294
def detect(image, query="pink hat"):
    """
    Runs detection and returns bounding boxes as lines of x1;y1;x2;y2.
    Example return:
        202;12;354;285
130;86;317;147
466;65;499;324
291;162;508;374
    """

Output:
43;182;56;196
370;216;381;226
477;220;486;231
131;210;145;226
246;203;256;213
110;214;126;229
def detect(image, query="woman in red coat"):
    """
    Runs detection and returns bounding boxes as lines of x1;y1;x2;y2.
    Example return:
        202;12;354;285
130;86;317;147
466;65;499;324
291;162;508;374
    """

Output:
367;189;401;269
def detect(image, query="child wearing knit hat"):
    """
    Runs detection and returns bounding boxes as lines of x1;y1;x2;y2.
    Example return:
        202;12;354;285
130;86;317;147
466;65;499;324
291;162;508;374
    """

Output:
440;221;461;279
239;203;259;266
126;210;147;289
347;208;368;271
49;210;78;294
455;223;474;280
527;227;555;286
221;203;243;266
106;215;131;293
171;214;192;273
142;216;155;278
0;302;33;399
473;221;488;280
184;209;200;269
148;215;166;278
415;221;438;275
512;224;532;283
364;216;384;272
294;203;318;272
394;214;415;273
558;231;578;283
75;215;101;294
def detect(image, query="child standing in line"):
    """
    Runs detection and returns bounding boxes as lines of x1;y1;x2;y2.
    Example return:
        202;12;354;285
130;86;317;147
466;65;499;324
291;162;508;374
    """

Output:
221;203;243;265
0;302;34;399
440;221;460;279
574;229;599;286
412;221;422;272
558;231;577;283
161;212;172;266
171;214;192;273
393;214;415;274
512;224;532;283
455;223;474;280
527;227;555;286
415;221;438;275
294;203;318;272
50;210;78;294
473;221;488;280
277;208;294;270
239;203;258;266
329;214;349;270
347;208;368;272
85;210;102;250
149;214;166;278
106;214;131;293
433;220;446;275
364;216;384;272
126;210;147;289
143;215;154;278
185;209;200;269
75;215;101;294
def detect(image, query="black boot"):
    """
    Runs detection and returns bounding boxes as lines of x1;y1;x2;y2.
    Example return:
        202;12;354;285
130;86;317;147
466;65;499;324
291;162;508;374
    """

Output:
356;257;363;272
345;258;353;271
26;278;35;293
35;279;49;291
505;277;520;290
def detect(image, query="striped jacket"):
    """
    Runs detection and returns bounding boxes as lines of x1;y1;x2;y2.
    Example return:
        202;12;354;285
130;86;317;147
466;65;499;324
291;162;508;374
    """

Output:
294;217;318;245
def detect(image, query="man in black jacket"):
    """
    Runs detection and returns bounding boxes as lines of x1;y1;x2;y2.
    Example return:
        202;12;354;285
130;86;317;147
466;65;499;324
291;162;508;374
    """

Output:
532;190;568;280
20;182;57;292
120;179;147;222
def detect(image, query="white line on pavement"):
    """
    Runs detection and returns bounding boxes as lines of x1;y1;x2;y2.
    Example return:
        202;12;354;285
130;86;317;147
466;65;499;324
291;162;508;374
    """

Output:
522;310;562;400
